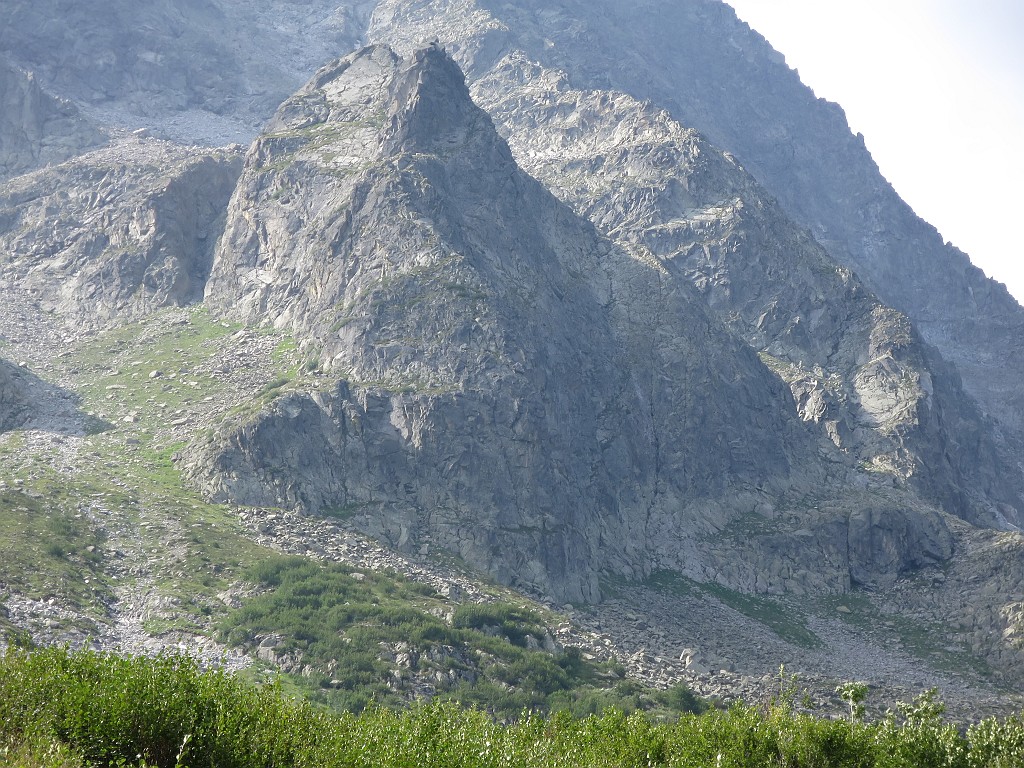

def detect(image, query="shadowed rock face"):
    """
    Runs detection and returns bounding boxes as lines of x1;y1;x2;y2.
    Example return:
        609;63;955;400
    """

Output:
0;360;33;432
0;0;375;144
184;45;956;601
0;139;243;326
0;60;104;180
464;56;1024;530
367;0;1024;530
0;358;88;435
371;0;1024;448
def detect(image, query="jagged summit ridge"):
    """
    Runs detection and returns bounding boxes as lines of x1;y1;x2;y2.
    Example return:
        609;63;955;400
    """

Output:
370;0;1024;446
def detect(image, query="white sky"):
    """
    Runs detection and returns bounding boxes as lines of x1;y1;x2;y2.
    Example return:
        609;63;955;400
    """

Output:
725;0;1024;304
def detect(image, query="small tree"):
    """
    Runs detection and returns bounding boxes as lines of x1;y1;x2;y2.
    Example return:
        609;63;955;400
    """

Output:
836;681;868;721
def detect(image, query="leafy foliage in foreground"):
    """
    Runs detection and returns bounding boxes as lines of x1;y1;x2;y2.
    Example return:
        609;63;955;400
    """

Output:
217;555;701;719
4;646;1024;768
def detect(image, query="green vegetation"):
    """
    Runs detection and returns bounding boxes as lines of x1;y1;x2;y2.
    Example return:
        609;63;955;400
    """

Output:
218;556;700;720
0;307;300;627
0;466;116;607
4;646;1024;768
642;571;821;649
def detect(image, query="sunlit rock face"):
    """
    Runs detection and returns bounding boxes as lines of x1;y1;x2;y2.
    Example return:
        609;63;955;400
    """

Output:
0;139;243;326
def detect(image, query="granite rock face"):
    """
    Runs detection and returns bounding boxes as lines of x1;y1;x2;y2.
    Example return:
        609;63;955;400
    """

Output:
185;45;958;600
465;56;1023;529
0;138;242;326
369;0;1024;448
0;60;104;180
0;0;375;144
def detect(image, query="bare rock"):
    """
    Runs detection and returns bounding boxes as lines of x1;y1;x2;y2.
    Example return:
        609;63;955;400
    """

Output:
0;60;104;180
0;138;243;326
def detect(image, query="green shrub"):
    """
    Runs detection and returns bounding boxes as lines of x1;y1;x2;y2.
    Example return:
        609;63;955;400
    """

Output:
4;646;1024;768
217;556;700;719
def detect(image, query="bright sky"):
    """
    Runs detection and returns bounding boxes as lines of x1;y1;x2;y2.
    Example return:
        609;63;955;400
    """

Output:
725;0;1024;304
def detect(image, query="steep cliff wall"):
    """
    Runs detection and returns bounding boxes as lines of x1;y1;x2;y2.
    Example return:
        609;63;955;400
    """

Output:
371;0;1024;443
183;45;956;600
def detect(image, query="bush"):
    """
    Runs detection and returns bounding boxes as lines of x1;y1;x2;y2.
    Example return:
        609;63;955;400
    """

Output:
4;647;1024;768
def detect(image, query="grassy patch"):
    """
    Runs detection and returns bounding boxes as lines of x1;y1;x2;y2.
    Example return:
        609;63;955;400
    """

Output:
642;571;822;649
4;308;301;623
0;482;109;607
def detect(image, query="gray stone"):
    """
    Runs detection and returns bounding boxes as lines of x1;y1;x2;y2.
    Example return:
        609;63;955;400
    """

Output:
0;60;104;180
0;139;243;326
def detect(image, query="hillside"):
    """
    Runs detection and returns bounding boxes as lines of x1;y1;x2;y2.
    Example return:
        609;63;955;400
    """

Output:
0;0;1023;721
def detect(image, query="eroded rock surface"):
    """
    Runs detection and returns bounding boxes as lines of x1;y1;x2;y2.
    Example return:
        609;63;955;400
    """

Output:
185;46;958;603
466;56;1023;530
0;138;242;326
371;0;1024;449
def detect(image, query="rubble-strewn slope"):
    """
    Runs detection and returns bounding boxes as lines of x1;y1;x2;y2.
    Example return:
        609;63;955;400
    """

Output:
0;139;242;326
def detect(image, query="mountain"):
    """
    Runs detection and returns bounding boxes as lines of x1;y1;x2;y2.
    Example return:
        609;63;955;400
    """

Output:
370;0;1024;527
0;0;373;145
468;52;1022;531
375;0;1024;445
1;0;1023;717
0;139;242;325
187;43;821;602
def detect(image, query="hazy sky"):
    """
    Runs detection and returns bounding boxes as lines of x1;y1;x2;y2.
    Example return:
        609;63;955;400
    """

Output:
725;0;1024;304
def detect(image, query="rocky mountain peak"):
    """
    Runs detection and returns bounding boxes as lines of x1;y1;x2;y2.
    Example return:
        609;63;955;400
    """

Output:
382;44;496;156
188;42;966;606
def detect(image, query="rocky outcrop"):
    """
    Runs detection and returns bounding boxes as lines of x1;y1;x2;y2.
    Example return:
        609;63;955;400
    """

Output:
0;59;104;179
185;45;959;601
0;137;242;326
0;360;32;431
